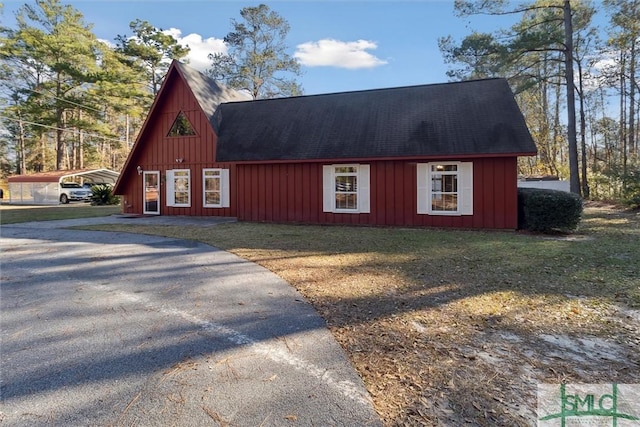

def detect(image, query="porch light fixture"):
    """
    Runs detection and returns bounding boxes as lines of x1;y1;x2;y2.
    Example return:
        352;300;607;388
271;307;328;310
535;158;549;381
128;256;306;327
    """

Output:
175;158;184;163
137;165;143;175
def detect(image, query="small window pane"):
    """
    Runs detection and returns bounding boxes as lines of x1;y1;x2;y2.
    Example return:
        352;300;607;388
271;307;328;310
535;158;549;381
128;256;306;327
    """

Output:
168;112;196;137
206;192;221;205
205;179;220;191
335;175;357;192
335;166;357;174
175;192;189;204
336;193;357;210
175;178;189;191
431;164;457;172
432;175;443;192
432;194;458;211
443;175;457;192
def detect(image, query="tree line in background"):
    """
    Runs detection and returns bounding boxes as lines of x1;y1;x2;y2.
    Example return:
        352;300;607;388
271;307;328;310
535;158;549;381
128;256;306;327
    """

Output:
0;1;299;179
0;0;188;176
1;0;639;206
440;0;640;206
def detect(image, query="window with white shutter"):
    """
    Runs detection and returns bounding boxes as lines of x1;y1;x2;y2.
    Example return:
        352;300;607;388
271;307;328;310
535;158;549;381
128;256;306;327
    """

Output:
166;169;191;207
417;162;473;216
203;168;230;208
322;164;370;214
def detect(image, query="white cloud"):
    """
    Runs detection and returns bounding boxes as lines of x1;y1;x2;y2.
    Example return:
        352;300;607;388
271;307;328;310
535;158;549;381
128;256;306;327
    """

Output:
163;28;227;72
98;38;114;48
294;39;388;69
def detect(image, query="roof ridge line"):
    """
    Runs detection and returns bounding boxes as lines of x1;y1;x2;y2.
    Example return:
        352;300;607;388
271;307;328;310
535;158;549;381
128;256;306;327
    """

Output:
223;77;507;104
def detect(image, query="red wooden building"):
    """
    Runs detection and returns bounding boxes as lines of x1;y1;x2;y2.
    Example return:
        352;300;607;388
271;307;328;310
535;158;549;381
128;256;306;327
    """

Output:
114;61;537;229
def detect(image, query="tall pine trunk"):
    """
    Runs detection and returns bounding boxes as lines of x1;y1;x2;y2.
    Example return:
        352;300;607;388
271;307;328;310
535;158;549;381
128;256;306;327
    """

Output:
620;51;627;186
629;38;636;158
577;58;590;198
78;110;84;169
564;0;581;195
55;77;65;170
17;112;26;175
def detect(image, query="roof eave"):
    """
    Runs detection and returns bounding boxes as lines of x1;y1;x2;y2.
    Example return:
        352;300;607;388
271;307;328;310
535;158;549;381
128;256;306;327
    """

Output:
217;151;538;165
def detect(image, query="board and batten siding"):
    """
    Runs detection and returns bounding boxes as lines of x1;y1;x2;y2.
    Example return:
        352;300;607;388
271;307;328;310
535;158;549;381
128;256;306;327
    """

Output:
119;75;236;217
234;157;519;229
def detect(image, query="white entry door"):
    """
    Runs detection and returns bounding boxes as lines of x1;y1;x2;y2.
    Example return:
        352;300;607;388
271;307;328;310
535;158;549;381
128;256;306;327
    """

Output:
143;171;160;215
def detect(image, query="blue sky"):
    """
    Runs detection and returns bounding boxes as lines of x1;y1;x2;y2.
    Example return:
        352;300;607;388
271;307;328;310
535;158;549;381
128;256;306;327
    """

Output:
1;1;587;95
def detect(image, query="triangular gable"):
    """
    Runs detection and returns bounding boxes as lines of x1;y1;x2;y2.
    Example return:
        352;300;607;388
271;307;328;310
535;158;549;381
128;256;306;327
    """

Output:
113;61;248;195
167;111;196;136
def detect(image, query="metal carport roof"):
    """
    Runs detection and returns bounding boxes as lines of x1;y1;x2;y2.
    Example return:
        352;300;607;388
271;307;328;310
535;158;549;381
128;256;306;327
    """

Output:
7;169;120;184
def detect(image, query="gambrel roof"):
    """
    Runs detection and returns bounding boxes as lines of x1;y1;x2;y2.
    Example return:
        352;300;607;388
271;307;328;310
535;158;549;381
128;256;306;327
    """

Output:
213;78;536;162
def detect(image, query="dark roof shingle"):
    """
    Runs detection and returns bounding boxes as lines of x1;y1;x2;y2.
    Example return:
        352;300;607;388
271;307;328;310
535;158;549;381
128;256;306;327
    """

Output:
174;61;250;121
213;78;536;162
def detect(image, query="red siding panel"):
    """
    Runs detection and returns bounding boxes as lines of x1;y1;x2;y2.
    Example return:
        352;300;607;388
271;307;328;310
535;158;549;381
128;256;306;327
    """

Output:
279;166;288;221
482;158;496;229
308;166;316;222
503;158;519;229
373;162;385;225
234;157;519;229
472;159;484;229
494;160;506;229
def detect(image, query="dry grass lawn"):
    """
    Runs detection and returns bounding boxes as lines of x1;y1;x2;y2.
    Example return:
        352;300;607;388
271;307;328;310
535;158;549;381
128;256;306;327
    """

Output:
78;203;639;425
0;203;121;224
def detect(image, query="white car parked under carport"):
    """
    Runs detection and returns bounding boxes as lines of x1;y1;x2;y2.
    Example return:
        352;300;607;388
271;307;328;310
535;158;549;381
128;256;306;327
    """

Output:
59;182;92;204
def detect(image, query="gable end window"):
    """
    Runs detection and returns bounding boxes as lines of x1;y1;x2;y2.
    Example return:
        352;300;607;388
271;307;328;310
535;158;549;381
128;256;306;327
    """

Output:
417;162;473;216
166;169;191;207
203;168;230;208
167;111;196;137
322;164;370;214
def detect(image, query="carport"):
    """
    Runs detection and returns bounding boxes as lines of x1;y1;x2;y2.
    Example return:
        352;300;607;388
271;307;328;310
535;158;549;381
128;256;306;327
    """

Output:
7;169;120;205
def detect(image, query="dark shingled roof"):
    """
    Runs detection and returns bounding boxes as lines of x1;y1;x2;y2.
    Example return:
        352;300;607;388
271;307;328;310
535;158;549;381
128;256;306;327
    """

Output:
212;78;536;162
174;61;250;122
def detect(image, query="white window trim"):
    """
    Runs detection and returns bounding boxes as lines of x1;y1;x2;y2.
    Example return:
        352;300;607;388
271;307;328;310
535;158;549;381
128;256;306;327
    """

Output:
417;162;473;216
322;164;370;214
202;168;230;208
166;169;191;208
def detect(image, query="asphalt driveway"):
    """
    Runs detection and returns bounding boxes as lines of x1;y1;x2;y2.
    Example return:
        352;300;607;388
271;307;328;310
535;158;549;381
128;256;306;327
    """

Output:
0;217;381;426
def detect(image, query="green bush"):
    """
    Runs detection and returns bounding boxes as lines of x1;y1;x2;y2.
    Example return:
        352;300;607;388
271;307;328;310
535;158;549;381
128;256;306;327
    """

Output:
621;168;640;209
90;184;120;206
517;187;583;233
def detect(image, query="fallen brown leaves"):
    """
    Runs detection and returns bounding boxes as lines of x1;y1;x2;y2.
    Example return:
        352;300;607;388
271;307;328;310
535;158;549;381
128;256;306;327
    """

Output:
202;405;231;426
86;204;640;426
218;206;640;425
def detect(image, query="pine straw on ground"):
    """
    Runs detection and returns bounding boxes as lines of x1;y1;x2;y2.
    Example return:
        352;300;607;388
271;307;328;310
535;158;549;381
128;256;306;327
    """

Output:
84;203;640;426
